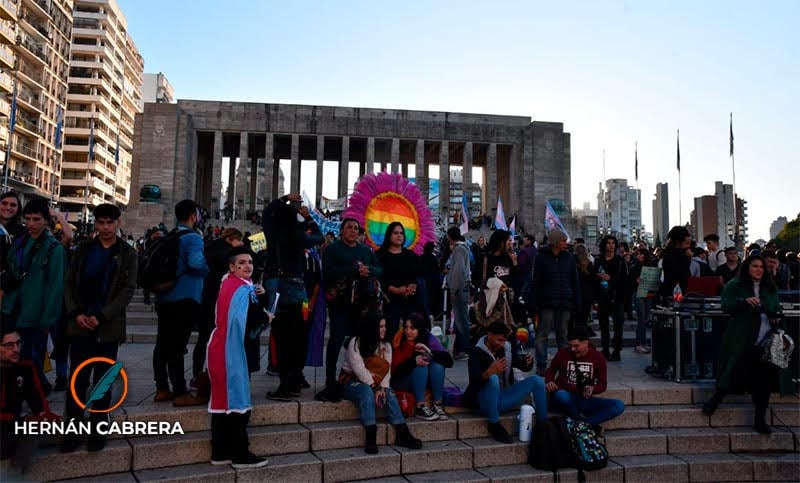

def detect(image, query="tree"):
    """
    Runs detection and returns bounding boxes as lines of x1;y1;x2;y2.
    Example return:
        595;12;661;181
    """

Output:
775;213;800;253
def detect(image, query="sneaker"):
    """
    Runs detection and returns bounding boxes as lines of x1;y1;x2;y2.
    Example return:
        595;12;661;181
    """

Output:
634;345;647;354
53;376;68;392
488;422;513;444
266;366;279;376
300;377;311;389
609;350;621;362
173;392;206;407
432;404;448;421
231;451;269;469
415;405;439;421
154;389;173;402
453;352;469;361
210;453;232;465
266;388;293;401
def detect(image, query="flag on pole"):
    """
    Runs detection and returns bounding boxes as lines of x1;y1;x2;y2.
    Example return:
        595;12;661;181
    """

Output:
9;83;17;134
88;119;95;162
635;141;638;182
676;129;681;172
509;216;517;237
54;105;63;149
729;113;734;157
544;200;570;241
494;196;508;231
459;191;469;235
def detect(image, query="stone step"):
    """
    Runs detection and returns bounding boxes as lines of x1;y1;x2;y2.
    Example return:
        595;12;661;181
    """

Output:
739;452;800;482
315;446;401;483
404;469;490;482
673;453;754;482
611;454;689;482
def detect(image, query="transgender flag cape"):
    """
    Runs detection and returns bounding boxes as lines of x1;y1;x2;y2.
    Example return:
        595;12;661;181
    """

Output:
207;274;254;413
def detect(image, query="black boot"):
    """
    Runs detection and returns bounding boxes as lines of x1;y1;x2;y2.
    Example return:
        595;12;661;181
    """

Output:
364;425;378;454
394;424;422;449
702;390;725;416
753;395;772;434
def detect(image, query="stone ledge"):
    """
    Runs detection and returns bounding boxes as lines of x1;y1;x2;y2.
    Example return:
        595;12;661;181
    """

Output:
604;429;667;457
657;427;730;454
722;427;795;453
393;440;473;474
405;469;489;482
476;464;554;482
462;437;528;468
739;453;800;482
673;453;754;482
236;452;322;483
611;454;689;482
314;446;401;483
135;462;235;483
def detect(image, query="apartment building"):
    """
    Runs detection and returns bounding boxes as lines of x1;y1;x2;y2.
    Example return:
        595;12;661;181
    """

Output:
0;0;72;202
61;0;142;222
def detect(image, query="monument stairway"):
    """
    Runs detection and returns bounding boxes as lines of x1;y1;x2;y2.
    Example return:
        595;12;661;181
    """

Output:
7;379;799;482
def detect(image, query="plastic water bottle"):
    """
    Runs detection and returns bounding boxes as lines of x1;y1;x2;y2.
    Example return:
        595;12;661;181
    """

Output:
518;404;535;442
599;266;609;290
672;283;683;308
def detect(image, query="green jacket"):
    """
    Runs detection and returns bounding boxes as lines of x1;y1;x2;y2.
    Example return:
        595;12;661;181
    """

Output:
1;231;66;329
717;278;792;394
65;237;137;343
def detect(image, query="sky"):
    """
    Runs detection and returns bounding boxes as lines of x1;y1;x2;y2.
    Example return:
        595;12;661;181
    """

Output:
118;0;798;241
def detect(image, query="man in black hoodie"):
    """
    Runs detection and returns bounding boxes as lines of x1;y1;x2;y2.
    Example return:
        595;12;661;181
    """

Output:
594;235;629;362
533;229;580;373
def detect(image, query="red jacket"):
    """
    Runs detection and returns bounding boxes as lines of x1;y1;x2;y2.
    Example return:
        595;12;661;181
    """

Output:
544;346;608;395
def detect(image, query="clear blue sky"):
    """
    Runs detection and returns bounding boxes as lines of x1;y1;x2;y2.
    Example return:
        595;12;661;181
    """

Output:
119;0;798;241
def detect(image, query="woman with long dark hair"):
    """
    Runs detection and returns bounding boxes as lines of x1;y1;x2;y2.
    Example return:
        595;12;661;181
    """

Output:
702;255;791;433
391;313;453;421
481;229;517;290
573;243;596;334
341;312;422;454
376;222;421;335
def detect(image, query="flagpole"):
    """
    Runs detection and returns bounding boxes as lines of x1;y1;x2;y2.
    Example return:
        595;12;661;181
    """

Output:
730;112;737;243
677;129;682;225
3;80;17;192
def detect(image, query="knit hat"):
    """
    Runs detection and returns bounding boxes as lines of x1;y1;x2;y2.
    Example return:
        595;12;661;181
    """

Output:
548;229;567;244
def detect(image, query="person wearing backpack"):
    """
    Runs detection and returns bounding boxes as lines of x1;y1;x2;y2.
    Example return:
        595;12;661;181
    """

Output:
544;326;624;433
152;200;209;406
1;198;66;395
464;321;548;444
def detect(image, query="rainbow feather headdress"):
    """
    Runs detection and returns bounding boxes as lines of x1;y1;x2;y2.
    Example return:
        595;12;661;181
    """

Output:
343;172;436;255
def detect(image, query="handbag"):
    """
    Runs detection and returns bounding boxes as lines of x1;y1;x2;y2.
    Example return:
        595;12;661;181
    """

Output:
761;329;795;369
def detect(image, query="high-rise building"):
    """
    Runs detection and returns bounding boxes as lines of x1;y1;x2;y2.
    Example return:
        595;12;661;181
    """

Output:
690;181;748;246
769;216;788;240
597;178;642;242
652;182;669;245
139;71;173;109
61;0;142;222
0;0;73;202
573;202;598;248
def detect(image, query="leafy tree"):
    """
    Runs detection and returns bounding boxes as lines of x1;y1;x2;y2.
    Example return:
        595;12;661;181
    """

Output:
775;213;800;253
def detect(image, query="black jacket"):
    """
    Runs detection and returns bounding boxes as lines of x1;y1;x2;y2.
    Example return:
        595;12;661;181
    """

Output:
533;245;581;312
464;337;533;407
594;254;629;304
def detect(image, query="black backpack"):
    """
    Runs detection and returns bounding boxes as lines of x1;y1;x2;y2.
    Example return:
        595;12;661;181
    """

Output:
529;416;608;482
138;229;192;293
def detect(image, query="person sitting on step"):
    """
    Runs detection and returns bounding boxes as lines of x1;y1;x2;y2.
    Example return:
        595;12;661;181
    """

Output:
341;311;422;454
391;312;454;421
464;321;548;444
544;326;625;434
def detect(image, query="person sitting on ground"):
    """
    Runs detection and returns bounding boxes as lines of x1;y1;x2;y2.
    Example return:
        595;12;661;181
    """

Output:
341;312;422;454
464;321;548;444
391;312;453;421
1;321;55;464
544;326;625;433
206;246;268;468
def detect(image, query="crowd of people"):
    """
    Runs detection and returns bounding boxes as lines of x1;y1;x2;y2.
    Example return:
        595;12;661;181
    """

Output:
0;188;797;469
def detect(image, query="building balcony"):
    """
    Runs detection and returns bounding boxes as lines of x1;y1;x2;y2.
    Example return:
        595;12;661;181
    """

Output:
0;71;11;93
0;43;13;69
0;18;14;44
0;0;16;21
0;98;8;117
20;11;49;42
17;63;44;89
11;142;39;163
17;34;47;67
5;168;36;187
22;0;50;20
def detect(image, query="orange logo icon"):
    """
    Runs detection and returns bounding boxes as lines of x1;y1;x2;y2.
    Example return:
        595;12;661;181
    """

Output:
69;357;128;413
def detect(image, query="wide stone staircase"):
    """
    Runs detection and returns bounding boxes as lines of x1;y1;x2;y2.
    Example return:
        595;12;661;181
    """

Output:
6;379;798;482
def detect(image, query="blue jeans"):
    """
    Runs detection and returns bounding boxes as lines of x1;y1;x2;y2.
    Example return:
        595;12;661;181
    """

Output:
393;362;445;403
344;382;405;426
325;304;354;386
633;297;652;346
18;327;50;389
551;389;625;426
535;308;570;368
452;288;471;353
478;374;548;424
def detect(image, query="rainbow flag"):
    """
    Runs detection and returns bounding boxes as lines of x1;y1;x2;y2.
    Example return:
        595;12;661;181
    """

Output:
495;197;508;231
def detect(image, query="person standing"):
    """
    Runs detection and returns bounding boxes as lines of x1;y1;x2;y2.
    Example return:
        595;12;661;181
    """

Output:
60;204;137;453
1;198;66;394
573;243;597;336
153;200;208;406
715;246;741;284
702;255;792;434
532;229;580;373
516;234;538;317
704;234;723;272
594;235;628;361
316;218;382;401
376;222;421;336
445;227;472;360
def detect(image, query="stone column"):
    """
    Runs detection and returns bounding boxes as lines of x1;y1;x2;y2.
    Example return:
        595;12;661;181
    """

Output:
390;138;399;174
463;141;473;210
249;156;258;212
487;142;497;219
211;130;222;218
415;139;427;199
439;140;449;219
366;137;375;174
315;135;324;207
338;136;350;198
235;132;248;219
509;143;521;225
263;133;274;203
290;134;300;194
